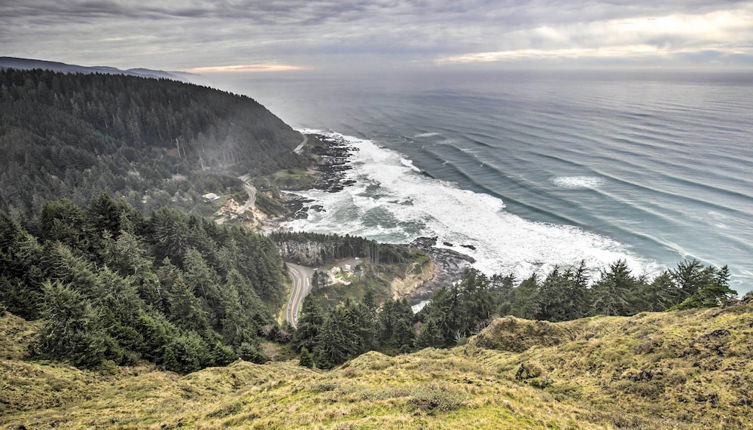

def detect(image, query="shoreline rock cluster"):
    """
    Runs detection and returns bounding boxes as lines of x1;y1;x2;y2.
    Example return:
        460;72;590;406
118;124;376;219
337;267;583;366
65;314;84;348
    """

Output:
273;133;357;221
405;236;476;302
265;134;476;300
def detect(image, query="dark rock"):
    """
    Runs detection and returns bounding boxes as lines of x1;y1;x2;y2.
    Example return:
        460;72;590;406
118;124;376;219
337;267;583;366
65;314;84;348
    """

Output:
406;236;476;302
515;362;543;380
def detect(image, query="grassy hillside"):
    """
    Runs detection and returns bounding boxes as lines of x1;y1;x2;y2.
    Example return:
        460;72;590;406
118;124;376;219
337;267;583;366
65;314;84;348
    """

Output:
2;300;751;429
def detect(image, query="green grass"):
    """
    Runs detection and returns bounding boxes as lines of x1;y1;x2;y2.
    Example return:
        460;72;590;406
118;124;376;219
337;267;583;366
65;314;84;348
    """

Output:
2;301;753;429
269;167;318;189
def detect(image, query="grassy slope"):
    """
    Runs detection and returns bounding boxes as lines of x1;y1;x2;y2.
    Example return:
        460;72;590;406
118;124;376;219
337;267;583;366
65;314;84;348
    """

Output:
2;301;752;429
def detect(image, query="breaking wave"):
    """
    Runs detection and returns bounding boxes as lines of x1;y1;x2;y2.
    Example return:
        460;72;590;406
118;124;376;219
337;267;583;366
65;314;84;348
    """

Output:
283;130;662;281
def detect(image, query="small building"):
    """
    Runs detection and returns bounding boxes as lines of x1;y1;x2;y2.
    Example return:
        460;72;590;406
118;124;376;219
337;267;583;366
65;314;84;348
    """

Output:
202;192;220;202
343;264;352;273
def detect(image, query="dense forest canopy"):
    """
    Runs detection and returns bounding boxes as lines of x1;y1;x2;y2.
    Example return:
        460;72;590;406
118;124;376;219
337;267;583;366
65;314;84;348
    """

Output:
296;259;737;369
271;231;422;266
0;68;306;217
0;195;287;373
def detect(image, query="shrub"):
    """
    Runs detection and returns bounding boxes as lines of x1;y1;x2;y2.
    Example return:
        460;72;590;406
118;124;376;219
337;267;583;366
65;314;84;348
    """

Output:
408;385;465;413
238;342;269;364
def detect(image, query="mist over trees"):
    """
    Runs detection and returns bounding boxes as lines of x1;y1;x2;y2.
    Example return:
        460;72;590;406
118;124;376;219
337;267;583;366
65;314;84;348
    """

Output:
0;68;306;217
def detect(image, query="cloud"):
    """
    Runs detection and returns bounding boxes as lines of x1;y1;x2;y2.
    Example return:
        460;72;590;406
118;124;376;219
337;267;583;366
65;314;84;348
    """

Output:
1;0;752;70
436;8;753;65
185;63;311;73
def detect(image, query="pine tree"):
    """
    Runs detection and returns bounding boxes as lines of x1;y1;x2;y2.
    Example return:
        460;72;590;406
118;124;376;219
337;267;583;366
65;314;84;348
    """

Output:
299;346;314;368
37;280;109;369
294;295;325;353
638;272;679;311
415;317;444;348
510;274;540;319
564;261;591;320
490;273;515;316
377;298;415;352
314;306;351;369
535;267;568;321
590;260;637;316
167;275;210;334
670;259;713;299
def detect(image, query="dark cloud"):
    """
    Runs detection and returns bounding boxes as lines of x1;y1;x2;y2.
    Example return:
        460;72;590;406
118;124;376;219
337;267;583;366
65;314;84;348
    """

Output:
1;0;752;70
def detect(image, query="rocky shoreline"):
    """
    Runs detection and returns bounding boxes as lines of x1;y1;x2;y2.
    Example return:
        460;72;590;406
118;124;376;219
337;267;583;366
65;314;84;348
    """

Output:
405;236;476;302
271;133;358;223
263;133;476;301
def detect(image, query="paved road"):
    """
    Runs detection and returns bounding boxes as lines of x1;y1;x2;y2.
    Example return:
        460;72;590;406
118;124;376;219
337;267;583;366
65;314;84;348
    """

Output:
286;263;315;327
293;133;309;154
236;174;257;212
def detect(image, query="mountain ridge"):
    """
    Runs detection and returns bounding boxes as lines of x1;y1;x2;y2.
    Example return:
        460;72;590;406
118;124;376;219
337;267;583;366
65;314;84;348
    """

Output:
0;56;194;81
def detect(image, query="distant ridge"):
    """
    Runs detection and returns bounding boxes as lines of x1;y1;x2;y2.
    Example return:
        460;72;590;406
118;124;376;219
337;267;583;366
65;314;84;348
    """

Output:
0;56;194;81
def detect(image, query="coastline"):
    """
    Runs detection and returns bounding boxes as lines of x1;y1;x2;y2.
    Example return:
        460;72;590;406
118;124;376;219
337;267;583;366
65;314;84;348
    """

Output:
261;132;476;302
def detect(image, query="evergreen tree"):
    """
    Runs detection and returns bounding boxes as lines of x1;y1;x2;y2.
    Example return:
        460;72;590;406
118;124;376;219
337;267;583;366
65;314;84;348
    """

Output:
161;331;210;374
638;272;680;312
294;295;325;353
314;306;352;369
167;275;210;334
377;298;415;352
490;273;515;316
298;346;314;368
672;276;737;310
510;274;540;319
37;280;109;369
238;341;269;364
670;259;714;300
535;267;569;321
563;261;591;320
415;317;444;349
590;260;638;316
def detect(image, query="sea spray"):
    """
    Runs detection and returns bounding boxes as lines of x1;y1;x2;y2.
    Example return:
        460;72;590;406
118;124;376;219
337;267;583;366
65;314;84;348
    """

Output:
285;130;664;281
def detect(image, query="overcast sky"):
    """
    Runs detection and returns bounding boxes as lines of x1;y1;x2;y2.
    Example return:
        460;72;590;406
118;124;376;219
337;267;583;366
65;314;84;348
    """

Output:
2;0;753;72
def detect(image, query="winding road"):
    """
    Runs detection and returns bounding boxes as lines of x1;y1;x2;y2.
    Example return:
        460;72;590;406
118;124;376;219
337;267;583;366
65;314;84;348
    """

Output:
293;133;309;154
285;263;315;327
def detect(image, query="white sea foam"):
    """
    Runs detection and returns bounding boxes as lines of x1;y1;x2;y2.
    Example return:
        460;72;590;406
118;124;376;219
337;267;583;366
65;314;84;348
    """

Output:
399;157;422;173
284;131;662;281
551;176;605;189
414;132;441;138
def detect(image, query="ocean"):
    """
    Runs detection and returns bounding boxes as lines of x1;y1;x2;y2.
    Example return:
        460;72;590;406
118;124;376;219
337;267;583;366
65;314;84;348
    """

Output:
205;70;753;292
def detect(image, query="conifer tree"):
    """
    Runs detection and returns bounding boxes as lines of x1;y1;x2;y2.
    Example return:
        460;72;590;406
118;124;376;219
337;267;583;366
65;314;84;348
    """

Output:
510;274;540;319
37;280;109;369
590;260;637;316
299;346;314;368
294;295;325;353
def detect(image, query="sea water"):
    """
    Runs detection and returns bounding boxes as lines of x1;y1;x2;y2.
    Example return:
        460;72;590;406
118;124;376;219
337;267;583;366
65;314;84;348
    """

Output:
207;70;753;292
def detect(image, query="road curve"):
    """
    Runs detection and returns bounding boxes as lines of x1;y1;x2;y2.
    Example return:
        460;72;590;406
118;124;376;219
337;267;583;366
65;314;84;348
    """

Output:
293;133;309;154
285;263;315;328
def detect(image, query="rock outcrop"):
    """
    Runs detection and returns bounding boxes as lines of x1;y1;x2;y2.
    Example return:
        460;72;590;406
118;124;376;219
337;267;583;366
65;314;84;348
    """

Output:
406;236;475;301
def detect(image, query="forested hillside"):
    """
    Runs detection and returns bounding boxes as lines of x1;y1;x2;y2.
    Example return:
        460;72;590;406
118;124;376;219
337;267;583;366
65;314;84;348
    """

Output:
291;259;737;370
271;231;423;266
0;68;306;217
0;195;287;373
